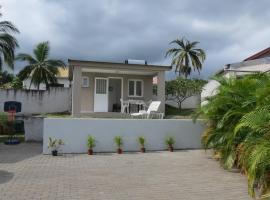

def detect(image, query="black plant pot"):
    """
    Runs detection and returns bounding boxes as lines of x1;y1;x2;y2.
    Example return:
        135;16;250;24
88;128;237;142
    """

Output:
52;150;58;156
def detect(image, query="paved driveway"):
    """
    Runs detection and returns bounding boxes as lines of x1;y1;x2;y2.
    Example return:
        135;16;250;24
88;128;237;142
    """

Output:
0;143;251;200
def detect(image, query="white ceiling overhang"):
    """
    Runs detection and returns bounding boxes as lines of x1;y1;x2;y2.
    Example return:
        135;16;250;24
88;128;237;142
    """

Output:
81;67;157;76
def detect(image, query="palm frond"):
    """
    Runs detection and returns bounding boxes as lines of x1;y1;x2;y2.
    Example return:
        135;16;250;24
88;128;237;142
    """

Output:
0;21;19;33
167;37;205;77
34;41;49;62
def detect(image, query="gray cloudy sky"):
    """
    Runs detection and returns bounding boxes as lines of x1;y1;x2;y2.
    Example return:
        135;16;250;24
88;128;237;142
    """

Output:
2;0;270;78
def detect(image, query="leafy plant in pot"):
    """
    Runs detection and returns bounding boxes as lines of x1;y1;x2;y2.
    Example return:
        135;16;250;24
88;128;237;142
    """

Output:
165;136;175;152
47;137;65;156
137;136;146;153
114;136;123;154
87;135;96;155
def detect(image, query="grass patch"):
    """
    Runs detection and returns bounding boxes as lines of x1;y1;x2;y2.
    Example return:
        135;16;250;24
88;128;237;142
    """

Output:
38;111;71;118
165;104;195;119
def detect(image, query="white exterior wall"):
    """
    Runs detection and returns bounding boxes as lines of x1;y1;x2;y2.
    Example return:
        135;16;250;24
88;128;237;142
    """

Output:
166;95;200;109
24;116;44;141
0;88;71;114
23;78;70;90
43;118;205;154
201;80;220;103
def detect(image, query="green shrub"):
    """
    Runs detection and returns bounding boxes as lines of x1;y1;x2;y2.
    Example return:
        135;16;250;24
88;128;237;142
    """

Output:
165;136;175;146
47;137;64;151
195;74;270;198
114;136;123;148
137;136;145;148
87;135;96;149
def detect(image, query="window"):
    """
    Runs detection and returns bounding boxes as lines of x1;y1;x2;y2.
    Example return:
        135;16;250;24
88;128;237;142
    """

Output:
96;79;107;94
128;79;143;97
82;76;89;87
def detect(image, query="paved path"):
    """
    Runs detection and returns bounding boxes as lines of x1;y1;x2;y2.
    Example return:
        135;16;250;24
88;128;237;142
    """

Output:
0;143;251;200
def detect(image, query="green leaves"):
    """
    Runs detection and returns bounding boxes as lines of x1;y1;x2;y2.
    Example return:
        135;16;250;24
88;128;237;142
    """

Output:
0;15;19;70
34;41;49;62
16;41;66;90
137;136;145;147
166;77;206;110
198;74;270;198
87;135;96;149
166;37;206;77
165;136;175;146
114;136;123;148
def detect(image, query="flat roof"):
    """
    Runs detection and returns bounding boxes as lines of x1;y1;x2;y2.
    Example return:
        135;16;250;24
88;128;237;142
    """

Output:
216;57;270;75
68;59;172;71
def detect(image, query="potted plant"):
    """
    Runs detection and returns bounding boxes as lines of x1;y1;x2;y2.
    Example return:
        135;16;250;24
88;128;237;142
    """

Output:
137;136;146;153
47;137;65;156
165;136;175;152
114;136;123;154
87;135;96;155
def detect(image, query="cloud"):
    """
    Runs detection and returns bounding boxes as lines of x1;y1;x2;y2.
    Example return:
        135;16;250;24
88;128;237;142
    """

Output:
2;0;270;78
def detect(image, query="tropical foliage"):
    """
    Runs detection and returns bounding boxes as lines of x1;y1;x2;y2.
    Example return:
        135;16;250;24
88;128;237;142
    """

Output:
165;136;175;146
166;78;206;110
9;77;23;89
114;136;123;148
0;9;19;71
195;74;270;198
0;71;23;89
0;70;13;85
17;41;65;90
137;136;145;148
87;135;96;149
47;137;64;151
166;37;206;77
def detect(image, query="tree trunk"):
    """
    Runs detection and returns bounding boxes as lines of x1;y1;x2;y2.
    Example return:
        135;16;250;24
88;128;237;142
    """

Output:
178;102;182;111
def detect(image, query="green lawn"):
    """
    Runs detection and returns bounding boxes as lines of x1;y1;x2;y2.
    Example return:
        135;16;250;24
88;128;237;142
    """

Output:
165;104;196;119
41;106;197;119
39;112;71;118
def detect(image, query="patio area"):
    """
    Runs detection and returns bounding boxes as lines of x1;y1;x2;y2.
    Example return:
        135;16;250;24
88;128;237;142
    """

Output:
0;143;251;200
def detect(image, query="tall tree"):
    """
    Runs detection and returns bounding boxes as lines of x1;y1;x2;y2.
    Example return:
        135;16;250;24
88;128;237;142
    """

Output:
17;41;66;90
166;37;206;78
0;8;19;71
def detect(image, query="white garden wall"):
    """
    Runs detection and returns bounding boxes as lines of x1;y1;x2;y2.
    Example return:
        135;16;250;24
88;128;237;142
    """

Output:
0;88;71;114
43;118;205;154
23;116;44;142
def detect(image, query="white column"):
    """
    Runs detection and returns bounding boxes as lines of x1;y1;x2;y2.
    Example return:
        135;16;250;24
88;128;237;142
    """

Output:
72;66;82;117
157;71;165;113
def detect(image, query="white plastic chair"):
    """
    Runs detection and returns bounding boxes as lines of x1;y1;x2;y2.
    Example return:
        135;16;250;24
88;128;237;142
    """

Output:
120;99;129;113
131;101;163;119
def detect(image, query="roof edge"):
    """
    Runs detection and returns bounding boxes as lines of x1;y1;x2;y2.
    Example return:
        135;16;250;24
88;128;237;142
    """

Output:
244;47;270;61
68;59;172;70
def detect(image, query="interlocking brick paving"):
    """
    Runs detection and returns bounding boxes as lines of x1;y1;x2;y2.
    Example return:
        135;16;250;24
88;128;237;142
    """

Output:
0;143;251;200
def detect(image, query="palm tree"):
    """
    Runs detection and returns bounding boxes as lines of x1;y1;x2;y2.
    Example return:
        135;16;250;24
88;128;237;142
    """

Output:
17;41;66;90
166;37;206;78
0;10;19;71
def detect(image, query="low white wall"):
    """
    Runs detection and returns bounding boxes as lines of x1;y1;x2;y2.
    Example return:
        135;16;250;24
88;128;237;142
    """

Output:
0;88;71;114
43;118;205;154
24;116;44;142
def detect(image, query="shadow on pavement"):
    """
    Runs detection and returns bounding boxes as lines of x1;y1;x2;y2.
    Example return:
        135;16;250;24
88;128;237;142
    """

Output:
0;170;14;184
0;142;42;164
